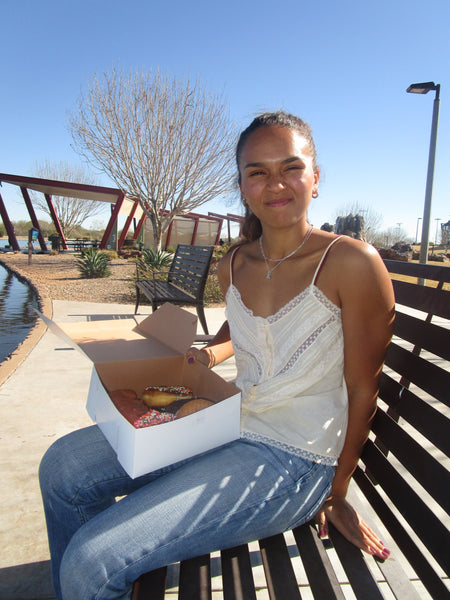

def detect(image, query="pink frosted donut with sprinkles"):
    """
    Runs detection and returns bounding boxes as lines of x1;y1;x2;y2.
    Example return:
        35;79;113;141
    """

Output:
133;409;175;428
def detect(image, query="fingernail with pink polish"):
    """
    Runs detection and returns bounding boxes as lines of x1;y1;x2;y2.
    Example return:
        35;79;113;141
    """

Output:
381;548;391;559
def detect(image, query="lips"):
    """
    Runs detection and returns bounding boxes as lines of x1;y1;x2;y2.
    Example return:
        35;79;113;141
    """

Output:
265;198;291;207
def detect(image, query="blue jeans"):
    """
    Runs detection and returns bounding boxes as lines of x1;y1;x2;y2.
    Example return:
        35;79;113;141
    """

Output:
39;425;334;600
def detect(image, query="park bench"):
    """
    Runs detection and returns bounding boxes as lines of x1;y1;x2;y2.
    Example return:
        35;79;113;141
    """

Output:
132;259;450;600
135;244;214;336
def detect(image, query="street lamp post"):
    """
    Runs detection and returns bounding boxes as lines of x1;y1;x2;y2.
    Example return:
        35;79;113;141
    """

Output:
406;81;441;264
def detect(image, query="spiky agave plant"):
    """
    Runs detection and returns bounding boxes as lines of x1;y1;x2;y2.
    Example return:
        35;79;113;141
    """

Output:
141;248;173;271
75;248;111;278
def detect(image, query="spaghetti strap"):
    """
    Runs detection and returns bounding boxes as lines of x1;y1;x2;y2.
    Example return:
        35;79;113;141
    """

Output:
312;236;343;285
229;246;242;285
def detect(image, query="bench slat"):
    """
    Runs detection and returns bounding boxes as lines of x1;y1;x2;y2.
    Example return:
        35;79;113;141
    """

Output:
137;281;195;304
328;525;385;600
384;259;450;284
361;442;450;576
374;552;423;600
178;554;212;600
371;408;450;512
378;373;450;456
393;311;450;360
220;545;257;600
259;534;302;599
293;524;346;600
384;343;450;405
391;280;450;319
354;467;450;600
131;566;167;600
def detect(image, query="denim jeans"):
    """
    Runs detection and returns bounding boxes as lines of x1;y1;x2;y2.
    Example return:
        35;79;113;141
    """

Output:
39;425;334;600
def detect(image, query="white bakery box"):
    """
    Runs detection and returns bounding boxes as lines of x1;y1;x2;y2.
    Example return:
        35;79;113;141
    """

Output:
38;303;241;478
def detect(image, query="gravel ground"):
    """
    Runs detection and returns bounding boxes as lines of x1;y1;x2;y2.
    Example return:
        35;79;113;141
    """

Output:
0;251;137;305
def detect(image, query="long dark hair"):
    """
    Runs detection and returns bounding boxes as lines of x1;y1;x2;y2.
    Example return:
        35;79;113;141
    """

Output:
236;111;317;242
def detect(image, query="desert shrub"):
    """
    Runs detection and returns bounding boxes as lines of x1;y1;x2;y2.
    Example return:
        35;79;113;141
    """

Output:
142;248;173;270
75;248;111;278
213;244;230;259
203;271;224;305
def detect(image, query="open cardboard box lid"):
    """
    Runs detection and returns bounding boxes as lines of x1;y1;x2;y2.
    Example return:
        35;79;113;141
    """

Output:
37;303;198;363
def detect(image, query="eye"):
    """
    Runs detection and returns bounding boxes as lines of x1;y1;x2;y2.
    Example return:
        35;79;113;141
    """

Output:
248;169;265;177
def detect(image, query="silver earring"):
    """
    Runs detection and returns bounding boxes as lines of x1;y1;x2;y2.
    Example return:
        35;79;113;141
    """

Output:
312;190;319;199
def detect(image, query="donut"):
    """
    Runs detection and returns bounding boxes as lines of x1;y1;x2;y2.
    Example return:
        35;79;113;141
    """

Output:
176;398;214;418
109;389;148;424
141;385;193;407
133;409;175;429
110;388;137;402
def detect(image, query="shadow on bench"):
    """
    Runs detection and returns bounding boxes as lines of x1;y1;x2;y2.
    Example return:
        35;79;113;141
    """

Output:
132;259;450;600
135;244;214;335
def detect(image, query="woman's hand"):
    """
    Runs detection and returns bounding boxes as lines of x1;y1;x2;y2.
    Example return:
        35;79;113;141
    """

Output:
314;496;390;560
185;322;233;369
185;347;214;368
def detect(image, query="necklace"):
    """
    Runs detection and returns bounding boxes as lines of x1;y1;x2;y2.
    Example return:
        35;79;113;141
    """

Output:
259;225;314;280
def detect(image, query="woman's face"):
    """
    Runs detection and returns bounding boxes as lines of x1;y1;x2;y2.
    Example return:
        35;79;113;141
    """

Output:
238;126;319;231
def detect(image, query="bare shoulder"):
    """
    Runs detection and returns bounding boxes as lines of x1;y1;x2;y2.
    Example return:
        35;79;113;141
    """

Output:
329;236;386;275
328;236;393;303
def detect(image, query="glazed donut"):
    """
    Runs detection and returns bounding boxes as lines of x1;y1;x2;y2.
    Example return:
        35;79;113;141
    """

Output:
176;398;214;418
141;385;193;407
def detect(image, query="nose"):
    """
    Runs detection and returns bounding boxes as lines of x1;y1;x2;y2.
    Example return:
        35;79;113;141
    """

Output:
266;172;286;191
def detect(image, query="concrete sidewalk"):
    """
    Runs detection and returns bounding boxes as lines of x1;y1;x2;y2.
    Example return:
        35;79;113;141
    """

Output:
0;301;233;600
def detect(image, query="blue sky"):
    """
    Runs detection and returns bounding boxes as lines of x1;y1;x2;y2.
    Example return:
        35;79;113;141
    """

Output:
1;0;449;240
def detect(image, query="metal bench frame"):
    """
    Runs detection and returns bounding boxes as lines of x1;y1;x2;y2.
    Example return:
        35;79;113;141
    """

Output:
135;244;214;335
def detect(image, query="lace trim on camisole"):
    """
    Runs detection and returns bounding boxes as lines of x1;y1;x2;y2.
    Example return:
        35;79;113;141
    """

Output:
227;282;340;323
276;314;335;377
241;431;338;466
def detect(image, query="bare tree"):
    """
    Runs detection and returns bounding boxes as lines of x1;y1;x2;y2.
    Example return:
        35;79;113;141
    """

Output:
31;159;105;237
68;68;236;248
371;226;412;248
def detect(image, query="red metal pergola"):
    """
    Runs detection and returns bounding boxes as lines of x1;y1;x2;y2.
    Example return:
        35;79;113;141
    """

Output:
0;173;140;251
0;173;239;251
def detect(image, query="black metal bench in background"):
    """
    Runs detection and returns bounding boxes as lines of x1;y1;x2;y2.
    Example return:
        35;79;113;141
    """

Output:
132;259;450;600
135;244;214;335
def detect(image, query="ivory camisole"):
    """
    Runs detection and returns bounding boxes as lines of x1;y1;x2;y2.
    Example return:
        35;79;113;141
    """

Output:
226;237;348;466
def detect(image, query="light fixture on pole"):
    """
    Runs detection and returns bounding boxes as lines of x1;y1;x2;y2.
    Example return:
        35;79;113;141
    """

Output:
435;218;441;245
406;81;441;264
415;217;422;244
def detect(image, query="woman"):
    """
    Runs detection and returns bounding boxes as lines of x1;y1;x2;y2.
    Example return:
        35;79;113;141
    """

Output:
40;111;394;600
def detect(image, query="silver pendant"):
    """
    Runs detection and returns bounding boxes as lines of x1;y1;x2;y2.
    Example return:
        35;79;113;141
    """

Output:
267;272;271;279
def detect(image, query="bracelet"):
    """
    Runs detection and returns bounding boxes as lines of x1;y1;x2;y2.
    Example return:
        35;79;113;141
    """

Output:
204;347;216;369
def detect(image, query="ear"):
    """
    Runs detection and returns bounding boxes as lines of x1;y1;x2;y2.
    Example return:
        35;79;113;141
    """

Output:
314;168;320;186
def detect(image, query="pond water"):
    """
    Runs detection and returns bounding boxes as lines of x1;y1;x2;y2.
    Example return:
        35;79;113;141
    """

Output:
0;264;40;363
0;238;29;250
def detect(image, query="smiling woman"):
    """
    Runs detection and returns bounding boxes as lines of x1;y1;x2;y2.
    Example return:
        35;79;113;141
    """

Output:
0;265;40;364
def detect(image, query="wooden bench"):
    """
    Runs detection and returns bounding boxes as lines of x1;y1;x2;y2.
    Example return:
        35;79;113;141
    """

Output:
135;244;214;335
132;259;450;600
